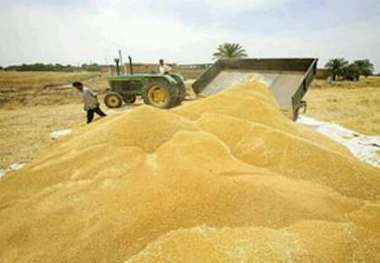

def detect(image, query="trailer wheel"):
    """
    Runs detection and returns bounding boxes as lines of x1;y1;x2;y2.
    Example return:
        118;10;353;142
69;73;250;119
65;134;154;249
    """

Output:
104;92;123;108
123;95;136;104
142;80;177;109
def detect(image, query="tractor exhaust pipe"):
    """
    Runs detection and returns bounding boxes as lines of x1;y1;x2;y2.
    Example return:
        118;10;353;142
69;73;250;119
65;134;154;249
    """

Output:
114;58;120;76
128;56;134;75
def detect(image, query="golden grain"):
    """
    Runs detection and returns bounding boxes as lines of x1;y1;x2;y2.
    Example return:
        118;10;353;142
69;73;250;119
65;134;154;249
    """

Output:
0;81;379;262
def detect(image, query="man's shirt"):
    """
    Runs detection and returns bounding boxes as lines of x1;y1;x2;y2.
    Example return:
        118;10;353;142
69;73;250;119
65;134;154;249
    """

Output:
81;87;99;110
159;64;172;74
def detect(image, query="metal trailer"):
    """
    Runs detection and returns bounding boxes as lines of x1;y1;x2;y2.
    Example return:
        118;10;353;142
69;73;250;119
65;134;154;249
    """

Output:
191;58;318;120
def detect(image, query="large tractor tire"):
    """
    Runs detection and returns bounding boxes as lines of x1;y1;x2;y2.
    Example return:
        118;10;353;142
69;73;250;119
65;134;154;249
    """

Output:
142;80;178;109
175;82;186;105
123;95;136;104
104;92;123;108
168;74;186;105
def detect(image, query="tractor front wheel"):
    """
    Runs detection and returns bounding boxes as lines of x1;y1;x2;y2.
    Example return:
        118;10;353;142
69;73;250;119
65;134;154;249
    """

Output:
104;92;123;108
142;80;177;109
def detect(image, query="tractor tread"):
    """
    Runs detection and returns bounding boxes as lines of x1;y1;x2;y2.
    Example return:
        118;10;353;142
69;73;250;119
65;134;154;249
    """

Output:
142;80;178;109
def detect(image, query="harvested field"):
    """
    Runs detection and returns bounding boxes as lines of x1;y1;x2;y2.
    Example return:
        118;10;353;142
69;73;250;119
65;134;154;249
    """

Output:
0;71;106;109
306;77;380;135
0;104;83;168
0;81;379;262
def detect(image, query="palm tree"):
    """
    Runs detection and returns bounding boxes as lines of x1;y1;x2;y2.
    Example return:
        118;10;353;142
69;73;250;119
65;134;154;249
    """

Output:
213;43;248;60
325;58;349;81
354;59;374;78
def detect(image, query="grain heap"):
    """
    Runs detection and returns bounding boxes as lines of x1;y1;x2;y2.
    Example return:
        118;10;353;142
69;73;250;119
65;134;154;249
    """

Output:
1;81;380;262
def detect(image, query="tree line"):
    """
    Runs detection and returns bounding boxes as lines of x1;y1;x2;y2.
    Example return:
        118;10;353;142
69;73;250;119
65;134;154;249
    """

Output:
0;63;105;72
324;58;375;81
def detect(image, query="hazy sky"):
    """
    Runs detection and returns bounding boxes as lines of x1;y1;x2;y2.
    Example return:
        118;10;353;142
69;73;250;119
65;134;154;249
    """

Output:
0;0;379;71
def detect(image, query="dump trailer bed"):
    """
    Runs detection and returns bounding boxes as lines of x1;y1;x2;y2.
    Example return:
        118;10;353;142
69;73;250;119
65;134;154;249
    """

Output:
192;58;318;120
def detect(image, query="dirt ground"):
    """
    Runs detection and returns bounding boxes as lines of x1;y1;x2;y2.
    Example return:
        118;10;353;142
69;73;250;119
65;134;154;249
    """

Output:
0;72;379;170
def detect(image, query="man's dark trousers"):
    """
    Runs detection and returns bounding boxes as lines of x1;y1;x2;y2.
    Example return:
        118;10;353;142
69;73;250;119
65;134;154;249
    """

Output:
87;106;106;123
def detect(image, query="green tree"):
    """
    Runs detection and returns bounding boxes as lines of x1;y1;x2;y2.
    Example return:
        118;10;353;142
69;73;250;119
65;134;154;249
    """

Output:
354;59;374;78
213;43;248;60
325;58;349;81
342;63;360;81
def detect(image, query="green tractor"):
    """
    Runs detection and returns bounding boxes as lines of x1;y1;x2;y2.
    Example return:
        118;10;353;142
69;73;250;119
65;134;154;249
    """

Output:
104;58;186;109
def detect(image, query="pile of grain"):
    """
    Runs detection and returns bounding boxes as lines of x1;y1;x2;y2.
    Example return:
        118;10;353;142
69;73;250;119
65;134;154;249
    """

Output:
1;81;380;262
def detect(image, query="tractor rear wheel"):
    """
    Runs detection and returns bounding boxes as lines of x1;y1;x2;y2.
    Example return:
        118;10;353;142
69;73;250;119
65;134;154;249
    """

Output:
168;74;186;105
142;80;177;109
176;82;186;105
123;95;136;104
104;92;123;108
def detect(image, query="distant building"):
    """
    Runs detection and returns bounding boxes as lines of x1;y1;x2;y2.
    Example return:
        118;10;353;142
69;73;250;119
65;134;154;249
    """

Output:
316;68;331;80
177;64;213;70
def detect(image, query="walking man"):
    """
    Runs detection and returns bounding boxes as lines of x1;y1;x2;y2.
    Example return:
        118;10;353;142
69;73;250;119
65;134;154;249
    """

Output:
72;81;107;124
